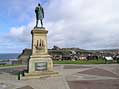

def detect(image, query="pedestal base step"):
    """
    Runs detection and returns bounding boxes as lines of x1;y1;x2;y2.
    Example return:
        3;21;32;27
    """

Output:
21;71;59;79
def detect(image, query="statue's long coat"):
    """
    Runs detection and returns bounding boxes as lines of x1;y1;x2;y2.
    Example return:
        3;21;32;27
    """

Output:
35;6;44;20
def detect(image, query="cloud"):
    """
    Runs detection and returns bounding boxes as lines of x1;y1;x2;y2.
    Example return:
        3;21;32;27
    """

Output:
1;20;35;53
45;0;119;49
0;0;38;23
1;0;119;53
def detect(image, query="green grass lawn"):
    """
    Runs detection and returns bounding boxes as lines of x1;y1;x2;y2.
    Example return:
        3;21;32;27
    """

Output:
53;59;106;64
0;64;25;67
0;59;117;67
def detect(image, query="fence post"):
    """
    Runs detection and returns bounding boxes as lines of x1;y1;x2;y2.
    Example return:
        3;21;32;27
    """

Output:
18;72;20;80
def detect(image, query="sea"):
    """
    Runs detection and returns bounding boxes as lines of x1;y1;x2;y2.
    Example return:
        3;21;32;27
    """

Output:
0;53;20;60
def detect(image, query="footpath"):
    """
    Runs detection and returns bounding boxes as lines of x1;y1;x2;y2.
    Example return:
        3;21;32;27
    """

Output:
0;64;119;89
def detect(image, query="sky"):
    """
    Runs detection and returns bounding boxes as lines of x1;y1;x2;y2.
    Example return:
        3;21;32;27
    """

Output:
0;0;119;53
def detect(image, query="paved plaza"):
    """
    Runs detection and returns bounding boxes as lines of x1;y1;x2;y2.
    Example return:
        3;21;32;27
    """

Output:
0;64;119;89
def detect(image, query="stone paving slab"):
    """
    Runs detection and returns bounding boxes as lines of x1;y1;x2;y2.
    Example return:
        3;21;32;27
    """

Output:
0;64;119;89
16;86;33;89
65;64;119;89
68;79;119;89
78;68;119;77
66;74;118;81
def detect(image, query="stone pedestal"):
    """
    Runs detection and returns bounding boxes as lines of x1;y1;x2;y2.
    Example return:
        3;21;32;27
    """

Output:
25;27;58;79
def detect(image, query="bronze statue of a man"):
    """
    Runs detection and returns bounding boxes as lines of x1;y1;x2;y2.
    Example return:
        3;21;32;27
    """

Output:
35;3;44;27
